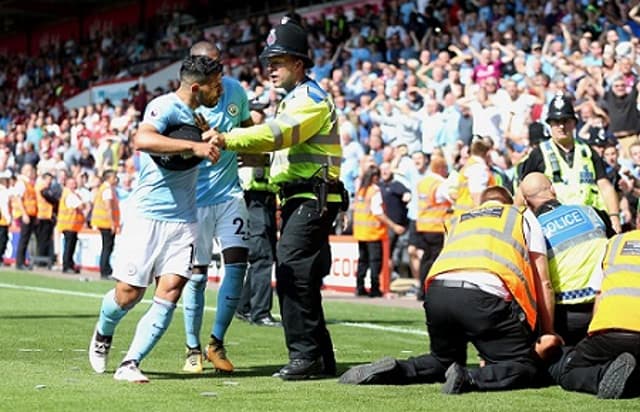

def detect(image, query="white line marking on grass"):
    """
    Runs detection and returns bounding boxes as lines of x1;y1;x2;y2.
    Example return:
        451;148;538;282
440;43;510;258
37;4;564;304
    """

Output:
0;283;427;336
340;322;428;336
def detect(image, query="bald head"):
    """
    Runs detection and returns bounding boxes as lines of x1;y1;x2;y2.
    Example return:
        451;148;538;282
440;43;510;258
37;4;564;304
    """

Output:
190;41;220;61
520;172;556;211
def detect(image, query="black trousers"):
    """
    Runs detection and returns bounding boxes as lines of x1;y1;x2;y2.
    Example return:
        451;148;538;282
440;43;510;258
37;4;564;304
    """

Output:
417;232;444;297
547;331;640;396
238;191;277;321
16;216;37;267
0;225;8;263
355;240;383;295
554;303;594;346
276;198;338;366
394;283;538;390
35;218;54;263
99;229;115;277
62;230;78;271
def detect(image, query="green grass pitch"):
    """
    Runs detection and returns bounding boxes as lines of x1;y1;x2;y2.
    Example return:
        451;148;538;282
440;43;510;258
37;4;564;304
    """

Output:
0;271;638;411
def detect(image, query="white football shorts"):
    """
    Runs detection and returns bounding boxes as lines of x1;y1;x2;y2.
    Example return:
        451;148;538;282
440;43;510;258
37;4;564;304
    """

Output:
112;217;197;287
194;197;249;265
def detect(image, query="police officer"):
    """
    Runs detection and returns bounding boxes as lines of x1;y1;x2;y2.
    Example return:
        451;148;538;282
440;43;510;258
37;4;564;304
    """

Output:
517;93;621;233
520;172;616;345
549;230;640;399
208;19;344;380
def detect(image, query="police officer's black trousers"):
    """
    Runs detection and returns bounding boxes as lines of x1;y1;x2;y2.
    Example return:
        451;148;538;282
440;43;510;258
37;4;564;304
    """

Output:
99;229;115;278
276;198;338;365
551;331;640;396
394;283;538;390
238;191;277;321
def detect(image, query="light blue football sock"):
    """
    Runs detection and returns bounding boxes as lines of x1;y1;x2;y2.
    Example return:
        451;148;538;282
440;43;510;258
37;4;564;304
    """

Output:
124;297;176;363
182;273;207;349
212;263;247;341
97;289;129;337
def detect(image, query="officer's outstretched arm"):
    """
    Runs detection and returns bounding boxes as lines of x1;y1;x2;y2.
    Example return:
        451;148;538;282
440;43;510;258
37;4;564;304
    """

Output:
225;99;329;153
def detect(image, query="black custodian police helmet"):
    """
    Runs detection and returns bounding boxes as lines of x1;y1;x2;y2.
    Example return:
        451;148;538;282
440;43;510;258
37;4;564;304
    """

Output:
150;123;204;171
546;93;577;122
259;20;313;68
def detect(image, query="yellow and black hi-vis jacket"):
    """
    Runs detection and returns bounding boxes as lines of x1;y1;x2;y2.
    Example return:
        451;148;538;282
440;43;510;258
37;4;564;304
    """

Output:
225;76;342;203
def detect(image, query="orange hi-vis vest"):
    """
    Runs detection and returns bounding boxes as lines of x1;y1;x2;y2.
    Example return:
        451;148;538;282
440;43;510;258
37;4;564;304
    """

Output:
35;179;54;220
91;182;120;229
353;185;387;242
416;174;452;233
57;188;85;232
14;176;37;218
588;230;640;334
454;156;496;215
426;202;538;330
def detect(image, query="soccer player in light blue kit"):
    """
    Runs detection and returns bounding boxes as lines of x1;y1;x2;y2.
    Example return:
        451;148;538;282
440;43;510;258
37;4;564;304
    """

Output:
88;55;223;383
181;41;255;374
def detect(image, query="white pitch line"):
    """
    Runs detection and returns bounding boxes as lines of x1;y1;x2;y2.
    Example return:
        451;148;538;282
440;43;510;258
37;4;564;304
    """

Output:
0;282;427;336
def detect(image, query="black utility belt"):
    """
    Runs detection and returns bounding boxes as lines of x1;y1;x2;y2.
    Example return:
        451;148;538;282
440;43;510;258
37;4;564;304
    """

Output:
279;179;343;198
279;179;349;212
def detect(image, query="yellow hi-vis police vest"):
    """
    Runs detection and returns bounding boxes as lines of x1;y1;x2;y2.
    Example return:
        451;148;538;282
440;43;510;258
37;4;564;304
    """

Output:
541;140;605;209
453;156;496;215
353;185;387;242
91;182;120;230
416;174;451;233
225;77;341;203
538;204;608;304
588;230;640;334
35;179;53;220
426;202;538;330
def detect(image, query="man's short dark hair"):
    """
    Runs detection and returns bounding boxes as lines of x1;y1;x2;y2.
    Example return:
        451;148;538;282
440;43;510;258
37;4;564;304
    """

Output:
102;169;116;181
179;55;222;84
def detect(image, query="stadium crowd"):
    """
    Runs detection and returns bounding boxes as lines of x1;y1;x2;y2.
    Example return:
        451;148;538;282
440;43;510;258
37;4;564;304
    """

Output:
0;0;639;397
0;0;639;273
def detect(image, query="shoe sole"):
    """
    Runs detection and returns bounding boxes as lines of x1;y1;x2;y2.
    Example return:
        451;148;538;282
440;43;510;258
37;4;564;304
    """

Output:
598;353;636;399
442;363;465;394
338;357;397;384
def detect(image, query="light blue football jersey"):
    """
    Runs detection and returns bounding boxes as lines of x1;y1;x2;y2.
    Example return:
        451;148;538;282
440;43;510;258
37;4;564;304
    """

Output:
132;92;199;222
194;76;250;207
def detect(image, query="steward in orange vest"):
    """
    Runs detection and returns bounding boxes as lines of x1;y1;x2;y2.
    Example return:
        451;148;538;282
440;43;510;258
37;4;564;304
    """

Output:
338;187;554;393
14;164;38;269
549;230;640;399
415;154;451;299
91;170;120;278
57;177;86;273
451;136;496;215
34;173;58;265
353;165;404;297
